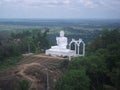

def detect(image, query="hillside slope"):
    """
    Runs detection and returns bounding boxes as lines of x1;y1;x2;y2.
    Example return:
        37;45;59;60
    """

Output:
0;54;68;90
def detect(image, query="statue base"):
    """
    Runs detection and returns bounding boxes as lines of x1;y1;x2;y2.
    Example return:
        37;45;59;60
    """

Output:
45;49;76;57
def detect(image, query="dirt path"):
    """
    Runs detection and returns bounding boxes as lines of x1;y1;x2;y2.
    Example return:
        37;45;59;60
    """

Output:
18;63;44;89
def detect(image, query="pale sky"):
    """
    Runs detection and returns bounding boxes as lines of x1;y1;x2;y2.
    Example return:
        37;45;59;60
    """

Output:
0;0;120;19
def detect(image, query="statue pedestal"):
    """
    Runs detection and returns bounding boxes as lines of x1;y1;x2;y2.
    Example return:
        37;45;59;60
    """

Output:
45;49;76;57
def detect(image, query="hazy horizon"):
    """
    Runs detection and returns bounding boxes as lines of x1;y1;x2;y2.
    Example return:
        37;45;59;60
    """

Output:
0;18;120;20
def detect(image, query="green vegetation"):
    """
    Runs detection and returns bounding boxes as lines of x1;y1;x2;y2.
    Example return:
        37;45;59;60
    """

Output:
18;80;30;90
55;29;120;90
55;69;90;90
0;56;23;70
0;29;49;70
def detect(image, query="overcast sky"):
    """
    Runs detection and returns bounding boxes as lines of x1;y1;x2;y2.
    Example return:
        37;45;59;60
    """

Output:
0;0;120;19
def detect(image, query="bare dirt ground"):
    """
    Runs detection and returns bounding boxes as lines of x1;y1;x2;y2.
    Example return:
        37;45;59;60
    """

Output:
0;54;68;90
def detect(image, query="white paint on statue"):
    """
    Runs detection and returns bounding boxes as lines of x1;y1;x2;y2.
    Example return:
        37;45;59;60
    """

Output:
51;31;68;50
45;31;85;59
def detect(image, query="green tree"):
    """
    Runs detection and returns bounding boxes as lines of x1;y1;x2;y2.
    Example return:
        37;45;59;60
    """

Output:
87;29;120;89
55;69;90;90
68;55;107;90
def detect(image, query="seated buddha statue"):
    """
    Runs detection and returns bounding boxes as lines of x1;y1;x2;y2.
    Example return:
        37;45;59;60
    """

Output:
51;31;68;50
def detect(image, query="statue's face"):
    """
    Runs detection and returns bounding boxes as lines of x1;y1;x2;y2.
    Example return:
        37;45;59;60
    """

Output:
60;31;64;37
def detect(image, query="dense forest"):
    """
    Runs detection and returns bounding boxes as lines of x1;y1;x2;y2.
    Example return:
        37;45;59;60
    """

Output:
55;29;120;90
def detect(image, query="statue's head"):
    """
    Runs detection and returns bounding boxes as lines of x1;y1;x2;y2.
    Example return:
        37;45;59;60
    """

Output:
60;31;64;37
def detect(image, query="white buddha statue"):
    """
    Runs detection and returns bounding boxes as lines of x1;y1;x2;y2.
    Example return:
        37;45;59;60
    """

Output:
46;30;76;57
51;31;68;50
